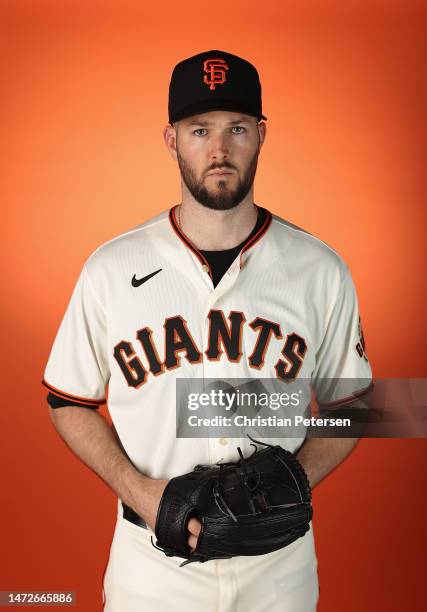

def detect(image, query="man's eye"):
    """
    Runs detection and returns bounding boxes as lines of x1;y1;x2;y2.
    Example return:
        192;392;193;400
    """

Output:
193;128;207;136
231;126;245;134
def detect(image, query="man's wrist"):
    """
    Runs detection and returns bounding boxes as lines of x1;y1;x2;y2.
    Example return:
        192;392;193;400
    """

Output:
295;454;315;490
117;466;150;514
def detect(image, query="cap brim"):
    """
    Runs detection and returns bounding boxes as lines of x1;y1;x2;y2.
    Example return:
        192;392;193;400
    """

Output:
169;99;267;124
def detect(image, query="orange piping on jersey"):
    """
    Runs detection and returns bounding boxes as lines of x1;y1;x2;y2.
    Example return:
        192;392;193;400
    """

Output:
42;379;106;406
169;206;213;279
315;380;374;409
239;207;272;268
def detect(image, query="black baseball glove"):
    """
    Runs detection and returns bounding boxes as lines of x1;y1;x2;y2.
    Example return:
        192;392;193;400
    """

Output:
153;437;312;566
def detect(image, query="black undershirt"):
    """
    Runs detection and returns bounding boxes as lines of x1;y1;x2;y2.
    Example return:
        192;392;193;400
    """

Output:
47;206;268;409
200;206;267;288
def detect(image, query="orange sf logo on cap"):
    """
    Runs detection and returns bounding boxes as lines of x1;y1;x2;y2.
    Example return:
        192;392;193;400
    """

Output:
203;58;229;91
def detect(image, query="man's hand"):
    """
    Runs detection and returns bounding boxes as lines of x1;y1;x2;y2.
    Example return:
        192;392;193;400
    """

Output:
136;478;202;551
187;517;202;552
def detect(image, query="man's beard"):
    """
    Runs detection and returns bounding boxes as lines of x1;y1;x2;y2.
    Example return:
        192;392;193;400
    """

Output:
176;148;260;211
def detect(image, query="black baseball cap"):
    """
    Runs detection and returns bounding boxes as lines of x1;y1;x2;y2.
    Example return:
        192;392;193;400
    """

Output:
168;50;267;125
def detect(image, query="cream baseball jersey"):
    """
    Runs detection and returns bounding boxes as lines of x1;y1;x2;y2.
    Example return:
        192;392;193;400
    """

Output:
43;205;372;479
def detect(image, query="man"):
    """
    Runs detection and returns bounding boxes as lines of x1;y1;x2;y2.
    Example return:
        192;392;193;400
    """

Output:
44;50;372;611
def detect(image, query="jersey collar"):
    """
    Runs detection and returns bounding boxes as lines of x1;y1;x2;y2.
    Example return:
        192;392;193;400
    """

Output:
168;205;272;278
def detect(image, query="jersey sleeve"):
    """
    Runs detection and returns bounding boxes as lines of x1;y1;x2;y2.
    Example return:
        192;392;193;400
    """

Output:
42;265;109;408
311;265;372;406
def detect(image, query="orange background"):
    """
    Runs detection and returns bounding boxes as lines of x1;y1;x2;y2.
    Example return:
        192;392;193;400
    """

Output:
1;1;426;610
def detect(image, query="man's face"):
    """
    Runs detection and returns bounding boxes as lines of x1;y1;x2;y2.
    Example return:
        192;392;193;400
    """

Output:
173;111;265;211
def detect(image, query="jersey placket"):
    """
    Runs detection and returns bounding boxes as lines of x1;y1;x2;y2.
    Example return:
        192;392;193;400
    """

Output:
180;248;245;462
202;256;243;463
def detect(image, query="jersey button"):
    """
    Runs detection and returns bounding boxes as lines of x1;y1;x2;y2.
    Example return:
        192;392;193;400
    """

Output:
219;438;228;446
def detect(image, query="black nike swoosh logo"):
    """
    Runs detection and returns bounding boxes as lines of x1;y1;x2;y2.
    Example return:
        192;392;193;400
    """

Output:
131;269;162;287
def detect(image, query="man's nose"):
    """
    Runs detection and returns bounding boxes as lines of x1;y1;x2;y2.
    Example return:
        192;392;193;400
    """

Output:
208;132;230;159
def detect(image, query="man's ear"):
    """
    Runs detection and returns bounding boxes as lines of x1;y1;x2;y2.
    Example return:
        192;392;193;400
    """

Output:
257;121;267;147
163;123;178;161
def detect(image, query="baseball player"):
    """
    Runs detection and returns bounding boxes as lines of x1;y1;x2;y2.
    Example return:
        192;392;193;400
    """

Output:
44;50;372;611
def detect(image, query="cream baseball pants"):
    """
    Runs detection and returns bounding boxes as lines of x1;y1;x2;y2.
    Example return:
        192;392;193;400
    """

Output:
102;513;319;612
